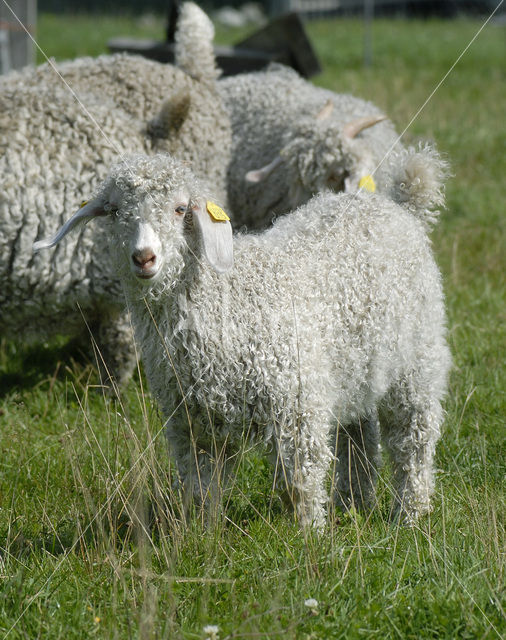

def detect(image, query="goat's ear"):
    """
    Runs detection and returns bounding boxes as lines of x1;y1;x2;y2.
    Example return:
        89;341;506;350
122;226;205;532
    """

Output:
33;198;107;251
190;200;233;273
148;91;191;139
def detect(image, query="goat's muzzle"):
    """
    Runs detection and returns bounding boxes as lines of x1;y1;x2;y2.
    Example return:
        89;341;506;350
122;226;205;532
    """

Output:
132;248;157;279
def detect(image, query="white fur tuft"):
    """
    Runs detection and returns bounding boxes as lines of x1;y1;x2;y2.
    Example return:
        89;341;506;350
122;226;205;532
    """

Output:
388;144;450;230
175;2;220;82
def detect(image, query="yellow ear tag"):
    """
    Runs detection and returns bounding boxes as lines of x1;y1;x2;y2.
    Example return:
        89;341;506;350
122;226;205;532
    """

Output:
206;201;230;222
358;175;376;193
79;200;88;208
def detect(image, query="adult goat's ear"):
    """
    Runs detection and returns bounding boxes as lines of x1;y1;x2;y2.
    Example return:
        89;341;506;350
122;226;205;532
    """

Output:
33;198;107;251
190;200;233;273
148;91;191;139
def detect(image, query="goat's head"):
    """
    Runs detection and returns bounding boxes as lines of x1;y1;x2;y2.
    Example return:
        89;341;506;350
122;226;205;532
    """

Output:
33;154;234;293
245;100;387;207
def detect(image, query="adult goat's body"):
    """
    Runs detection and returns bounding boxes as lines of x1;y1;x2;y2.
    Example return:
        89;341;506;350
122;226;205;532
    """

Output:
0;3;231;388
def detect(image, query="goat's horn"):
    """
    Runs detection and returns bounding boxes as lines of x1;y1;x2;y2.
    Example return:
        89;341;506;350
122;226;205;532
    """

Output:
245;155;283;184
343;115;387;139
316;99;334;121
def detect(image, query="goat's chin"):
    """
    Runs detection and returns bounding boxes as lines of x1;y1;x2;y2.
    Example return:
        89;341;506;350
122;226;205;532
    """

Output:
131;265;163;284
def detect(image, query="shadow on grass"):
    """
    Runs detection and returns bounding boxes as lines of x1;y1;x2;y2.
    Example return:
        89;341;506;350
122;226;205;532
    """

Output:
2;519;94;559
0;338;92;398
1;508;142;560
1;487;289;563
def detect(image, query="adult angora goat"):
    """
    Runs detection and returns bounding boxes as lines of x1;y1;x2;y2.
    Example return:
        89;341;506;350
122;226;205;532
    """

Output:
0;2;230;389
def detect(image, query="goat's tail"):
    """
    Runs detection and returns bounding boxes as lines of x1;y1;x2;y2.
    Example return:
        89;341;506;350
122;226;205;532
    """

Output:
174;2;220;82
387;143;450;230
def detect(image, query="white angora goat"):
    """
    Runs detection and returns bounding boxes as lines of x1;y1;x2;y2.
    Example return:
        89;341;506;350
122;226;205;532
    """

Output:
35;154;450;529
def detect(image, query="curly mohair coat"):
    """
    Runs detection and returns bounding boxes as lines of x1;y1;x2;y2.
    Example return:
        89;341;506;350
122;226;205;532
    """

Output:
0;2;231;387
1;4;228;192
36;153;451;529
219;64;446;230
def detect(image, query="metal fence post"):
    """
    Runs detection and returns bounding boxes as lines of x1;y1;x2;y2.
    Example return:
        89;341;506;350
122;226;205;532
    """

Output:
0;0;36;74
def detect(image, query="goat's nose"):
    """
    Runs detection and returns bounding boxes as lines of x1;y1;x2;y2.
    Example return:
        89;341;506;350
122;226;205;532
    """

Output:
132;248;156;268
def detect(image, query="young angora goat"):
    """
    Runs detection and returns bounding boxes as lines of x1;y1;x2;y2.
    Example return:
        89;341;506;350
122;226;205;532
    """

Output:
219;64;446;230
0;2;231;388
35;154;451;529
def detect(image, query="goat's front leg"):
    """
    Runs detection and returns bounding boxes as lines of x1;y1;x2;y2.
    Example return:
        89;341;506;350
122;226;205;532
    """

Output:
271;409;332;531
166;410;230;526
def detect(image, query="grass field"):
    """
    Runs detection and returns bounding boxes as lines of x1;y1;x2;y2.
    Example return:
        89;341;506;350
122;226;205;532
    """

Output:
1;11;505;639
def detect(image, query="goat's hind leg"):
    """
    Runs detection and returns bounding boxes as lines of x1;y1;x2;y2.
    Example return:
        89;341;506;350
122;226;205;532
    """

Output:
380;387;444;524
332;413;381;512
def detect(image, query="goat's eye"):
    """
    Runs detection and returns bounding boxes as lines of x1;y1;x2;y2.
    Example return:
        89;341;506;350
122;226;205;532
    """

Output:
175;205;187;215
104;202;119;216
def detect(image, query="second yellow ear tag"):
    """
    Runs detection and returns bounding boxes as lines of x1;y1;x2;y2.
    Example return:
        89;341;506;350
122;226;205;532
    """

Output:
207;201;230;222
358;175;376;193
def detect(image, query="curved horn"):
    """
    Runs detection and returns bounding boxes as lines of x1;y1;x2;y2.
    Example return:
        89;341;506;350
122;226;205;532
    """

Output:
33;199;106;251
245;155;283;184
343;115;387;139
316;99;334;121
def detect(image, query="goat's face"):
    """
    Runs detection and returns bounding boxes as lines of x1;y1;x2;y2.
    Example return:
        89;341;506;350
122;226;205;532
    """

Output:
282;122;348;206
106;187;191;288
33;155;234;287
245;120;348;209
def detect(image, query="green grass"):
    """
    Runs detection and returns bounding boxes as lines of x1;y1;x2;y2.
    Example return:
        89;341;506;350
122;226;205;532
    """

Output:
1;12;505;640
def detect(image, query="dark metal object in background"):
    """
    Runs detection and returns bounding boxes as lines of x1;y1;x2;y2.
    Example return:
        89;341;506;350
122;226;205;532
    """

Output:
235;11;320;77
165;0;179;43
108;0;321;78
